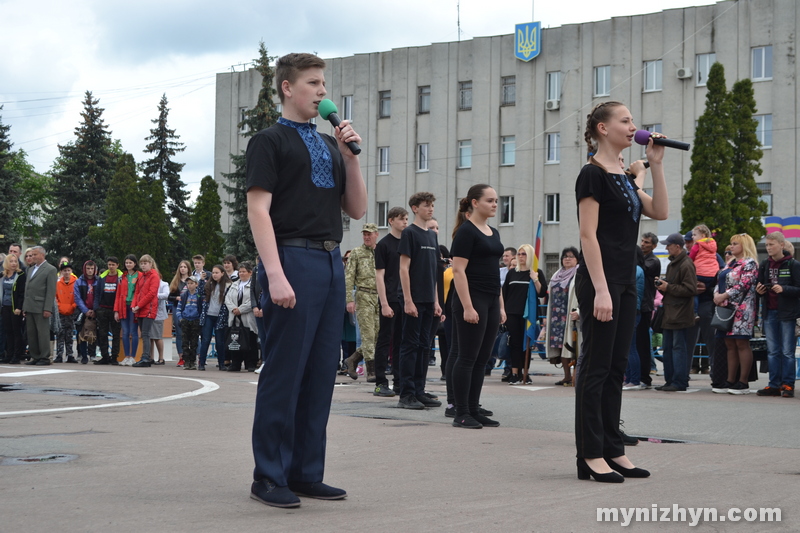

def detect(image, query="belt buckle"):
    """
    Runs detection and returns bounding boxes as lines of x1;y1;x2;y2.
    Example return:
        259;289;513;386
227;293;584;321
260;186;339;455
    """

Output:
323;240;337;252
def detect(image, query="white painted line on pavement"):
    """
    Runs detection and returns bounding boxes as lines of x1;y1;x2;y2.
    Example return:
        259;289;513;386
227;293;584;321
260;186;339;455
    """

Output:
512;386;553;392
0;371;220;417
0;369;77;378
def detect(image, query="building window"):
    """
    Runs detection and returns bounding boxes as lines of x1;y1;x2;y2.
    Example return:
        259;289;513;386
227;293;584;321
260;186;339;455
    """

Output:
500;196;514;225
643;60;663;92
342;95;353;121
594;66;610;96
755;114;773;148
545;193;560;223
546;133;560;163
752;46;773;81
546;71;561;101
501;76;516;105
500;136;516;166
417;143;429;172
239;107;248;133
377;201;389;228
379;91;391;118
544;253;559;279
378;147;390;174
418;86;431;114
458;81;472;111
341;210;350;231
757;182;772;216
695;53;716;86
457;140;472;168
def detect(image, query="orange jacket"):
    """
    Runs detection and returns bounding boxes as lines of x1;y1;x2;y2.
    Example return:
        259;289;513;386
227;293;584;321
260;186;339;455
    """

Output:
56;276;77;316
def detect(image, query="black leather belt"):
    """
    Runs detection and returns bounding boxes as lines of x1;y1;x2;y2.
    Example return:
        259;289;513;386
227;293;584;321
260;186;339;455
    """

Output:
277;238;339;251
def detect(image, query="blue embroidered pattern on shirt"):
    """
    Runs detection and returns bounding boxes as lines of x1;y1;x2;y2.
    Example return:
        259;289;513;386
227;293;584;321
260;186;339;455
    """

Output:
612;173;642;222
278;117;334;188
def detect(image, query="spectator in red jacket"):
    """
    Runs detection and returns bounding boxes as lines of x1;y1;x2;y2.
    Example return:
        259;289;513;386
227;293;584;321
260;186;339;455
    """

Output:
131;255;161;368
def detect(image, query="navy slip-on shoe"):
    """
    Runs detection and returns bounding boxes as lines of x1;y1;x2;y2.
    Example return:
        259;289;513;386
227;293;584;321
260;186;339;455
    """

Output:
250;480;301;508
288;482;347;500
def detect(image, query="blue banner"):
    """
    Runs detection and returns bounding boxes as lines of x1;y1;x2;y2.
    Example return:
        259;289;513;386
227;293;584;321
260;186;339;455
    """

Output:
515;22;541;62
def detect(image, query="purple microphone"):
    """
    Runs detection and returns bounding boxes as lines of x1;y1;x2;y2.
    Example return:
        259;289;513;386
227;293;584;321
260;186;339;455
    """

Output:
634;130;690;151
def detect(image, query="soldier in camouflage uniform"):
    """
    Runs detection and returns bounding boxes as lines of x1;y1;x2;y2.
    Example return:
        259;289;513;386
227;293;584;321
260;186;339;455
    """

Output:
343;223;380;381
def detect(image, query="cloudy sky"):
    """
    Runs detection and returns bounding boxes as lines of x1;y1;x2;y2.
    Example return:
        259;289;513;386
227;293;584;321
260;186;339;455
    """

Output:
0;0;716;202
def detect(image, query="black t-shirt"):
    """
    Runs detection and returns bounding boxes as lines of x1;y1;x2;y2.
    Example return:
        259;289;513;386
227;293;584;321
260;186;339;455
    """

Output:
375;233;401;303
100;274;118;309
502;269;531;314
575;164;641;285
245;123;347;242
450;220;504;296
397;224;439;303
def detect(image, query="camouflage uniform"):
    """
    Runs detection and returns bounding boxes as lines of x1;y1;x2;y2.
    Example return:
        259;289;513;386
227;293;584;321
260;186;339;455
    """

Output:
345;244;379;363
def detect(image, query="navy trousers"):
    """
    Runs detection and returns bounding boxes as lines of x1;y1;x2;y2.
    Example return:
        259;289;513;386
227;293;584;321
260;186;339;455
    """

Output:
252;245;344;486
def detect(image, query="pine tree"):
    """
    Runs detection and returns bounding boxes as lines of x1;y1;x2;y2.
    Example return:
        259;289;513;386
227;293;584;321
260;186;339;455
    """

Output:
222;41;281;261
681;63;736;244
142;94;190;266
729;78;767;240
191;175;225;265
0;106;22;248
95;153;171;271
42;91;116;265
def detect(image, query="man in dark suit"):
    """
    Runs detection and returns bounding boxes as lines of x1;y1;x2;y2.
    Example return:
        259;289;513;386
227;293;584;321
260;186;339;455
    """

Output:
23;246;57;365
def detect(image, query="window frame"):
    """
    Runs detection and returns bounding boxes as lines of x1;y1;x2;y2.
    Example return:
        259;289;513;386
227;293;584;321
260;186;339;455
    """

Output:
417;143;430;172
695;53;716;87
545;193;560;223
377;201;389;228
755;114;773;148
752;46;773;81
379;90;392;118
545;133;560;164
546;71;561;101
378;146;390;174
593;65;610;97
643;60;663;92
418;85;431;114
501;76;516;106
458;81;473;111
500;135;516;166
457;139;472;169
499;195;514;225
757;182;772;216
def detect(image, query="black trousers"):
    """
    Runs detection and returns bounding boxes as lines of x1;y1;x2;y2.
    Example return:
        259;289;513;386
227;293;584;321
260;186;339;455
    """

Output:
398;302;435;399
635;311;653;386
181;319;201;365
96;308;121;361
374;301;402;388
505;313;526;369
452;290;501;416
574;271;636;459
2;305;24;361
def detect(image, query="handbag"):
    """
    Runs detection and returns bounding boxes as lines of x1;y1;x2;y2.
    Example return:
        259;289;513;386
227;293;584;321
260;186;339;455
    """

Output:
79;317;98;343
710;305;735;332
226;315;250;353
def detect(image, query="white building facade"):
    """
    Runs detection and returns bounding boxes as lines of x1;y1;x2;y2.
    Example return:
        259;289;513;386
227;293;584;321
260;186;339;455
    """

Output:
215;0;795;275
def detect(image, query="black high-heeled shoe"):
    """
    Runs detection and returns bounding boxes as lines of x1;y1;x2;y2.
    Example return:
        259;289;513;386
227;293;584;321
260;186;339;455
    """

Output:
577;458;624;483
606;457;650;478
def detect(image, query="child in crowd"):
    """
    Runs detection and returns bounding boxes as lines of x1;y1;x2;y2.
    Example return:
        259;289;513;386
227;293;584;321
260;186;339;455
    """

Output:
689;224;719;281
55;263;77;363
177;276;203;370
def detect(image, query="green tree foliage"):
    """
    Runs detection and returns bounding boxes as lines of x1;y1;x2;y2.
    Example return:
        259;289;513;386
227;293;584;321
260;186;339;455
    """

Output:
0;106;22;248
191;175;225;265
7;149;53;242
681;63;736;244
142;94;191;266
222;41;281;261
42;91;116;265
95;153;170;272
729;78;767;240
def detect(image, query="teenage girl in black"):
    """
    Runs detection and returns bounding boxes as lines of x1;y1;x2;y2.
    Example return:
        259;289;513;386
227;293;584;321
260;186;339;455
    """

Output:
450;184;506;429
575;101;667;481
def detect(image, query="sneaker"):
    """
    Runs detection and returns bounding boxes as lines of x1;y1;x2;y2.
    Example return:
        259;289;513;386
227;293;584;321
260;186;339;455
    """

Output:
620;430;639;446
472;412;499;427
131;360;151;368
184;363;196;370
477;406;494;417
659;385;686;392
254;363;264;374
727;381;750;395
53;357;64;363
623;383;645;391
523;375;533;384
452;414;483;429
176;357;184;367
507;373;520;385
373;384;396;397
780;384;794;398
444;406;455;418
712;381;733;393
66;357;79;364
416;395;442;407
356;364;365;376
397;396;425;410
757;386;782;397
423;391;439;400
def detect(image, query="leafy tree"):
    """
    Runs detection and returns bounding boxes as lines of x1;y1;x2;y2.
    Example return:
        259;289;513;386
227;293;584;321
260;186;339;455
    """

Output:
222;41;281;261
681;63;735;244
191;175;225;265
7;149;53;242
0;106;21;248
94;153;170;271
142;94;190;266
729;78;767;240
42;91;116;265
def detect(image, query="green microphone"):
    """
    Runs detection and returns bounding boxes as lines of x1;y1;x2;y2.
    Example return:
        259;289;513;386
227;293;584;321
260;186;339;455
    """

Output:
318;99;361;155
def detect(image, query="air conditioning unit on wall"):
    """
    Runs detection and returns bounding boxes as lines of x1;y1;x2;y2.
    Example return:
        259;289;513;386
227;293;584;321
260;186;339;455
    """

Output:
545;99;560;111
677;67;693;79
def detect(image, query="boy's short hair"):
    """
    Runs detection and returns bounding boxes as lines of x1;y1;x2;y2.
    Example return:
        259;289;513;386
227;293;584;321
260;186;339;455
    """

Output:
106;256;119;265
192;254;205;262
275;53;326;103
766;231;786;245
408;192;436;209
387;206;408;221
